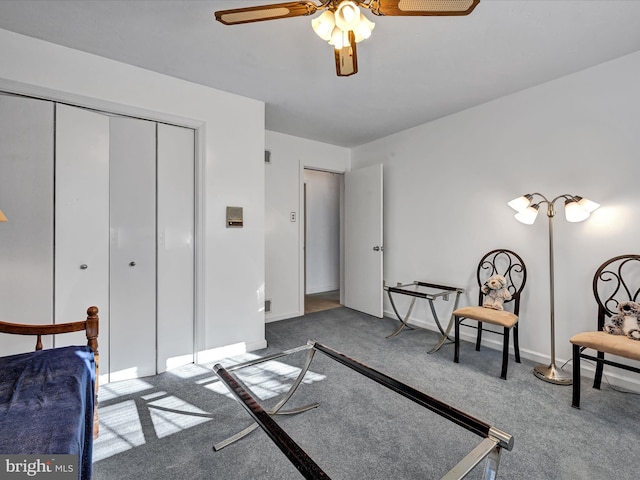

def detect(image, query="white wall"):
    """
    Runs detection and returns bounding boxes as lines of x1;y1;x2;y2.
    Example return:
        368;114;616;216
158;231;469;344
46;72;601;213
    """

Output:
352;51;640;389
304;169;341;294
265;131;350;321
0;28;267;360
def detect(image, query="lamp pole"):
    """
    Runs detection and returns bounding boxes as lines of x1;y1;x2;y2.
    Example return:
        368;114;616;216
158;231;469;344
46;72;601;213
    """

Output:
508;193;599;385
534;196;572;385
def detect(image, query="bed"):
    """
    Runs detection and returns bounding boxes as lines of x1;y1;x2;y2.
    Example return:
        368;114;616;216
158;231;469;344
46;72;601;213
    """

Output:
214;340;514;480
0;306;99;480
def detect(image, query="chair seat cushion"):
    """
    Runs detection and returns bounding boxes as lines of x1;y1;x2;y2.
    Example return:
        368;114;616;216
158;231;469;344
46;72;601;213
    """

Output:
570;331;640;361
453;306;518;328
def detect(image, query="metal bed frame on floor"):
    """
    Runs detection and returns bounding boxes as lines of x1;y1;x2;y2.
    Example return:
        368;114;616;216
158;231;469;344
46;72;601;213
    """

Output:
213;341;513;480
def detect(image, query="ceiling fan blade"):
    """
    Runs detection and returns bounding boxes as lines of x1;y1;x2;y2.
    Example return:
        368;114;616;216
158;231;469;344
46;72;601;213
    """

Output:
371;0;480;16
334;31;358;77
215;1;319;25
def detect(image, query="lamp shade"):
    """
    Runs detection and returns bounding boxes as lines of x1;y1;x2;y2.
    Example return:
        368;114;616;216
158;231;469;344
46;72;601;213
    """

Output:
312;10;335;41
507;194;532;212
514;204;539;225
0;209;7;222
334;1;361;31
328;26;348;48
575;196;600;213
564;199;590;223
354;13;375;42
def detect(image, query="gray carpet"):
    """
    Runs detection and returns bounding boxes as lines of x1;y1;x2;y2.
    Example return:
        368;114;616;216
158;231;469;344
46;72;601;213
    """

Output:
92;307;638;479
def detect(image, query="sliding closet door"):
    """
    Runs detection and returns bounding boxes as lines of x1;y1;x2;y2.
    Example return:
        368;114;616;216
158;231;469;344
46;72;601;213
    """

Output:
0;94;54;355
109;117;157;381
55;104;110;350
157;123;195;372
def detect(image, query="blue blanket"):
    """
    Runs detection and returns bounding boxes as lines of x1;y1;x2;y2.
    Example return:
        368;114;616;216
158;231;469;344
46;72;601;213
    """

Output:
0;345;96;480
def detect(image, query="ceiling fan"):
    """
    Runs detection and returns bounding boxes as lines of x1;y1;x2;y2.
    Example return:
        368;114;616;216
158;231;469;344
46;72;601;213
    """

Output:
215;0;480;77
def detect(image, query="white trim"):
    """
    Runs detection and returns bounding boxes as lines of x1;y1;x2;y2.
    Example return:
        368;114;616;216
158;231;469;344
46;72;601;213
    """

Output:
298;160;348;319
383;307;640;393
266;311;303;323
0;78;202;129
193;125;207;365
298;160;306;317
196;339;268;365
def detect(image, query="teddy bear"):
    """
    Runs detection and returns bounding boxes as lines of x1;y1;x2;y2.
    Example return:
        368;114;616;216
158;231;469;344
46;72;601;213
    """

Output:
603;301;640;340
481;274;512;310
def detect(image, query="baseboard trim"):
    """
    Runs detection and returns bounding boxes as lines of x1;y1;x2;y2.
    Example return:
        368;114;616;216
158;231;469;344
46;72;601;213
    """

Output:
383;308;640;393
196;338;267;364
266;310;303;323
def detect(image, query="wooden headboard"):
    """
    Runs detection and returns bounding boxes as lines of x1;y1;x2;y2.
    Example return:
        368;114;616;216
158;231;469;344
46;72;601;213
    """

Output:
0;306;100;437
0;305;99;353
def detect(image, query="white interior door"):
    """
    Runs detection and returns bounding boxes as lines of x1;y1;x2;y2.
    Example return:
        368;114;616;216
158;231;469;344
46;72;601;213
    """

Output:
0;94;54;354
344;164;383;317
55;104;110;350
109;116;157;381
156;123;195;373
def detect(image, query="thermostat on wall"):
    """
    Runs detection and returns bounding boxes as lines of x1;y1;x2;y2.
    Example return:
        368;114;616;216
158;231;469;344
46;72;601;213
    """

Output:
226;206;243;228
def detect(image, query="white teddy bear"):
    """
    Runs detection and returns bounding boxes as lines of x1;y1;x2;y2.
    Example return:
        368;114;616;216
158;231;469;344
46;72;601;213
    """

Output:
603;301;640;340
481;274;512;311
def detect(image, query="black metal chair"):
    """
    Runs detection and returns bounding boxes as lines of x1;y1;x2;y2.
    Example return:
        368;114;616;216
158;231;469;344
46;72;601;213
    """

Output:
453;249;527;380
570;254;640;408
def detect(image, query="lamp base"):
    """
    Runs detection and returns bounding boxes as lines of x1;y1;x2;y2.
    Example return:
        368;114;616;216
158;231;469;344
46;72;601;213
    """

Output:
533;363;572;385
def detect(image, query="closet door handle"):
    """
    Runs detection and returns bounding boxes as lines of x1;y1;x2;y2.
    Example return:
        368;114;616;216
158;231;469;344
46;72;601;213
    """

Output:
80;264;88;270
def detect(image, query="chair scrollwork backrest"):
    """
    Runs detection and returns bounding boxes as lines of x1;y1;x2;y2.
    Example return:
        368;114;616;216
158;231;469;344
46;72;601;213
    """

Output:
592;254;640;330
476;249;527;314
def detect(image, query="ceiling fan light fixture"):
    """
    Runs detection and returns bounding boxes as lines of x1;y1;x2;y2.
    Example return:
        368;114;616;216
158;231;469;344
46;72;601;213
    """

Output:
328;26;349;49
334;1;361;31
214;0;481;77
311;10;335;41
354;13;375;42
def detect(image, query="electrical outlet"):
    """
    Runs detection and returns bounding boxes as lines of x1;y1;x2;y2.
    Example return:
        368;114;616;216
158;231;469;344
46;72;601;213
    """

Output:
290;212;296;222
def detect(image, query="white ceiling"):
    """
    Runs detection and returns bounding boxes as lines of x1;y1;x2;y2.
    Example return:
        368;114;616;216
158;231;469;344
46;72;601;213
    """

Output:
1;0;639;147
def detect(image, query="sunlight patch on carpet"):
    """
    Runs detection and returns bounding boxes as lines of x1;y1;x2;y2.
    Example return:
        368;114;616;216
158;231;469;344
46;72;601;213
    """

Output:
204;353;326;401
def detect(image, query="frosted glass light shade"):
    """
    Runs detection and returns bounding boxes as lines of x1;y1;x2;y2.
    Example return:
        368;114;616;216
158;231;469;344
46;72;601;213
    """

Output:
312;11;335;41
314;2;374;46
354;13;375;42
564;200;590;222
328;27;348;48
334;1;361;31
508;194;532;212
514;205;539;225
576;196;600;213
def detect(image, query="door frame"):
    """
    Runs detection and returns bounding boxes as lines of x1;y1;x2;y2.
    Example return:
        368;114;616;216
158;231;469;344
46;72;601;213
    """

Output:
299;164;346;314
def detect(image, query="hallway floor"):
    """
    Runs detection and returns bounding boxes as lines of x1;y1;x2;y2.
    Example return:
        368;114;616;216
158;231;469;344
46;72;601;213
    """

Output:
304;290;340;314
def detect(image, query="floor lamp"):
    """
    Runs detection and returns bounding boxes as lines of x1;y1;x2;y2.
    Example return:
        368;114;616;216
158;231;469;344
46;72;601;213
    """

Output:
508;193;600;385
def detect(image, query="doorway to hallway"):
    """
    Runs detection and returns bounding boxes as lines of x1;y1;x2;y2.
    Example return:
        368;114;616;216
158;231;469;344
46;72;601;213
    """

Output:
304;169;342;314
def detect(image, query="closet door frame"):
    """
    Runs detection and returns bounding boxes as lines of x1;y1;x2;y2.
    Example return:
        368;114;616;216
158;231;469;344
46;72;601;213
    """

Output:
0;80;206;377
